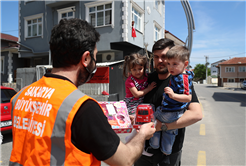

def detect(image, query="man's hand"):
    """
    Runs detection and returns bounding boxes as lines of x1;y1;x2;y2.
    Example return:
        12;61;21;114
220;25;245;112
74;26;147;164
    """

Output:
138;122;156;140
164;87;175;99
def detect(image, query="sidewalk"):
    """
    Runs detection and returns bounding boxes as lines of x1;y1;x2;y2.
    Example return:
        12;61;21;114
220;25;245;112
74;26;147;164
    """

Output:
219;87;245;92
216;86;246;92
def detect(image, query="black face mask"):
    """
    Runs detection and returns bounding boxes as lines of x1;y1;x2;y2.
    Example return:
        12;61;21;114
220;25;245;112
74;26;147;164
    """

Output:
85;55;97;83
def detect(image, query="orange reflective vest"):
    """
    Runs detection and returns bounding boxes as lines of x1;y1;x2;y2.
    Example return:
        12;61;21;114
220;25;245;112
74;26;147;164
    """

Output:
9;76;101;166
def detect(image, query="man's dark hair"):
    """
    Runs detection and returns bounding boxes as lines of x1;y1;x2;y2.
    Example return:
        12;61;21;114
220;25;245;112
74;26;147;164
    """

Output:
49;18;100;68
152;38;175;53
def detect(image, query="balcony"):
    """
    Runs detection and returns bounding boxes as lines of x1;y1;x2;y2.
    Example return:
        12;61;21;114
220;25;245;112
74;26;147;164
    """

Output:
45;1;77;7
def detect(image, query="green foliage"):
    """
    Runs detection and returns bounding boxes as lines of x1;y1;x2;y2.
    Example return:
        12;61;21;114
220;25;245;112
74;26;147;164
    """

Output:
193;64;211;81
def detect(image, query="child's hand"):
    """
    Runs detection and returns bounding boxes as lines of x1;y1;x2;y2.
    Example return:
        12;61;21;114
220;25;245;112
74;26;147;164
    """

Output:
129;115;135;125
148;82;156;91
164;87;175;98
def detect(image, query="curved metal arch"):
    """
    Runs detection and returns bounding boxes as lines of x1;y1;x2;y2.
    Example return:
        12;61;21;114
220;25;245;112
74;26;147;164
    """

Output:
181;0;195;54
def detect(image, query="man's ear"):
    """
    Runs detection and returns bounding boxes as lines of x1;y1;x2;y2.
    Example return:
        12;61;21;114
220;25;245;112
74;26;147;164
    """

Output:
81;51;91;67
184;60;189;68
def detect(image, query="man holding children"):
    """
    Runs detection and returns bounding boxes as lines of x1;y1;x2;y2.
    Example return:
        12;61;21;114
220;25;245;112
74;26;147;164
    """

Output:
133;39;202;166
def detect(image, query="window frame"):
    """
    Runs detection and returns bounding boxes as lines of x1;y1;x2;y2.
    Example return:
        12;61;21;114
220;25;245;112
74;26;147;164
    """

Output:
57;6;75;22
24;13;43;40
1;56;4;74
131;0;144;33
85;1;114;28
153;20;161;42
238;66;246;72
24;0;35;5
228;78;234;82
154;0;162;14
225;67;235;73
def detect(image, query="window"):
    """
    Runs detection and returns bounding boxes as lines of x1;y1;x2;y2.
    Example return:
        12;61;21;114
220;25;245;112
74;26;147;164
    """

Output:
24;13;43;39
239;66;246;72
228;79;234;82
154;21;161;41
154;26;160;41
138;110;149;115
1;56;4;74
132;7;144;32
85;2;113;27
155;0;162;13
225;67;235;73
1;89;16;103
57;6;75;22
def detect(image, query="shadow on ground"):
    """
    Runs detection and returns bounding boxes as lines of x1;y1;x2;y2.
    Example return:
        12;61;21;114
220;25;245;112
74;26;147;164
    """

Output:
212;92;246;107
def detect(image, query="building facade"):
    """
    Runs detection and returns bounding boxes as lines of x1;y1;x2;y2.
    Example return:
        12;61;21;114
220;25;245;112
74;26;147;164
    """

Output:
18;0;165;66
210;59;226;77
217;57;246;87
1;33;29;84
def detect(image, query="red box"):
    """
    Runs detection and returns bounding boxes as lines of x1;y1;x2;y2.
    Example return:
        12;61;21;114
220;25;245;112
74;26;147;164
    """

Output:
99;101;132;133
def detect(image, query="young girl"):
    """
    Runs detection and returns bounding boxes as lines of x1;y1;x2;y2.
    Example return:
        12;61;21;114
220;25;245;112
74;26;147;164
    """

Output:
123;53;156;143
123;53;156;116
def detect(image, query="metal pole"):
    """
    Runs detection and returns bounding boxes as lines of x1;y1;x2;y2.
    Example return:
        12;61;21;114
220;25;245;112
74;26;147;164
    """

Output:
205;55;208;83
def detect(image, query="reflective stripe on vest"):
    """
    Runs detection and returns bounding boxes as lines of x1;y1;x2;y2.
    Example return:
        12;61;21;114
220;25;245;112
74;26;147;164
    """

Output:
50;89;85;165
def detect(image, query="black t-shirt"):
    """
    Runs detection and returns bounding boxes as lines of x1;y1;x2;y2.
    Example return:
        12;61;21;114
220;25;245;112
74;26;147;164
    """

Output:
44;73;120;161
71;100;120;161
143;71;199;154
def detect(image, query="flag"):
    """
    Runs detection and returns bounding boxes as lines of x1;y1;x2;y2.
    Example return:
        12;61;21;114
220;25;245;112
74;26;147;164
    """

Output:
132;27;136;37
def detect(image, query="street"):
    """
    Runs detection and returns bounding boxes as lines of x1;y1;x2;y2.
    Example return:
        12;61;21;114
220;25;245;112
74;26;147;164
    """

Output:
1;84;245;166
182;84;245;166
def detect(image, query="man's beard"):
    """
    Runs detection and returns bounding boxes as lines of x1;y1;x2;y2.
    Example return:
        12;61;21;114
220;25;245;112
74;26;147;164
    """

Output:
155;63;168;74
76;60;94;87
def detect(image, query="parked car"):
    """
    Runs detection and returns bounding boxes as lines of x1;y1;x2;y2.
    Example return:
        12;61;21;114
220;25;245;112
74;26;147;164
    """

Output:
241;80;246;89
1;86;17;134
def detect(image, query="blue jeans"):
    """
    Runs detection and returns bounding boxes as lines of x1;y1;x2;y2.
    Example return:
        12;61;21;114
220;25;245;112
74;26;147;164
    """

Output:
150;107;184;155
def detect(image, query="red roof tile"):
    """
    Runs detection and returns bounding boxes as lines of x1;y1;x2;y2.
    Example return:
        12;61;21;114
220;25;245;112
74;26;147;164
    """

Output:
1;33;18;42
218;57;246;65
165;30;184;44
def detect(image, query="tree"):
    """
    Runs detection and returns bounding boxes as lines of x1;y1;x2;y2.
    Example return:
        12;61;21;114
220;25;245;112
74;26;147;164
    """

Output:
193;64;211;82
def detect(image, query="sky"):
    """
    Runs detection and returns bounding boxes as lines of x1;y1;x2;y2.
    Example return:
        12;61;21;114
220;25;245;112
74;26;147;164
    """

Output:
1;0;245;68
165;0;245;68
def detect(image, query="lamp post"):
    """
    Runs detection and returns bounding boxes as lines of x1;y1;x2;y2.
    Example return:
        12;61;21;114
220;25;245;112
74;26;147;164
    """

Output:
205;56;208;83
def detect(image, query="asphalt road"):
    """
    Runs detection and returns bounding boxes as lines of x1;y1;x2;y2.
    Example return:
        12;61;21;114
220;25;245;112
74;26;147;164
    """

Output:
1;84;245;166
181;84;245;166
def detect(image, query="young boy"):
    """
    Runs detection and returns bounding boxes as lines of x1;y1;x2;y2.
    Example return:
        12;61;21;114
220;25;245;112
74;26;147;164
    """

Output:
149;45;194;155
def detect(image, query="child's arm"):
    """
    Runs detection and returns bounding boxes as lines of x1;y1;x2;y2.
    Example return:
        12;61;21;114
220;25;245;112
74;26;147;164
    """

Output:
129;82;156;98
164;87;191;103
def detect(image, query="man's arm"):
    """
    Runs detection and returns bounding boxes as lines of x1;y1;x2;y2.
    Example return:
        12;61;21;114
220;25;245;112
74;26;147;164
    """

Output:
104;122;155;166
156;85;202;131
156;102;202;131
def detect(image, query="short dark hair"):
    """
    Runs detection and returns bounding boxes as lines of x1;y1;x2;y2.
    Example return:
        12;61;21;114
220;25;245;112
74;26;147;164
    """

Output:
152;38;175;53
166;45;190;62
49;18;100;68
